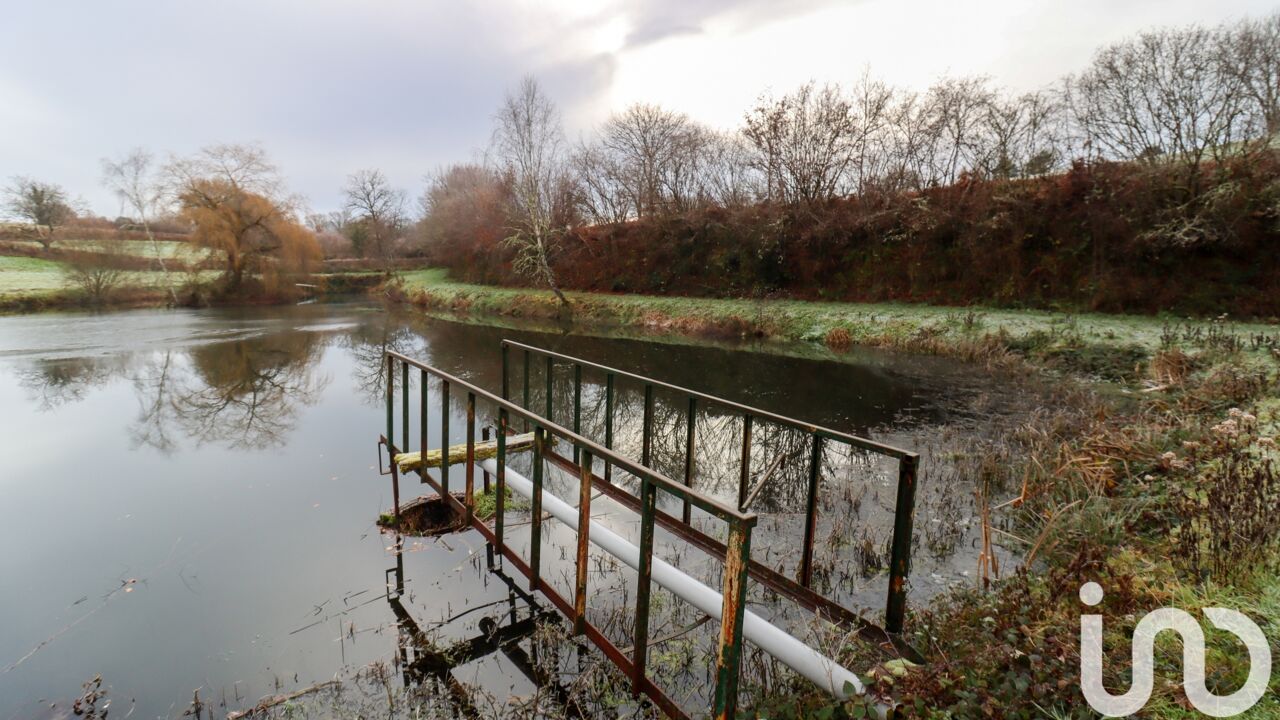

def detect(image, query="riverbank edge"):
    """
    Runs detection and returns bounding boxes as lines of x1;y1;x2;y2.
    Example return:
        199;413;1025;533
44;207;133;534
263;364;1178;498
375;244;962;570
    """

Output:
0;272;385;315
392;270;1280;718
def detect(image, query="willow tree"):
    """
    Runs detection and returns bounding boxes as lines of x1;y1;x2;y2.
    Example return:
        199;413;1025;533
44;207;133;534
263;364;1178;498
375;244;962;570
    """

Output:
168;144;319;294
178;180;319;293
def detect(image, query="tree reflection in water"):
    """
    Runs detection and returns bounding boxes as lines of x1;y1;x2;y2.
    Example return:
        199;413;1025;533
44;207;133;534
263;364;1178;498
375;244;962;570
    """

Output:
18;330;329;452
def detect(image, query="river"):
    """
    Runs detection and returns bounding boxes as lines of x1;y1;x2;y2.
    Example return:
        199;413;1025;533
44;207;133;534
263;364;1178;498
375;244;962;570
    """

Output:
0;302;1031;717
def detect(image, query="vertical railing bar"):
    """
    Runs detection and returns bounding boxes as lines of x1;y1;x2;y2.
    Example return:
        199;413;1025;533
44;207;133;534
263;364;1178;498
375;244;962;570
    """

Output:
385;355;394;445
465;392;476;523
544;355;554;421
682;396;696;525
440;380;450;495
604;373;615;484
799;434;824;588
401;360;409;452
632;476;657;696
572;363;582;465
712;519;753;720
501;342;510;401
573;448;593;635
522;348;531;431
885;454;919;634
496;409;508;553
641;383;654;468
529;426;545;591
737;414;753;510
481;426;491;494
419;368;428;474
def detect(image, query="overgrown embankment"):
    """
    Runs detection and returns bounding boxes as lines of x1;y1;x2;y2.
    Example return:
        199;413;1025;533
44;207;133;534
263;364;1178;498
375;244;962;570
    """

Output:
430;156;1280;317
395;269;1280;718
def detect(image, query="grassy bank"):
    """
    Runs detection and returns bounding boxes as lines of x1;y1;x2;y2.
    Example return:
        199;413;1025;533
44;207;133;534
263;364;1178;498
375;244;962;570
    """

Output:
396;269;1280;718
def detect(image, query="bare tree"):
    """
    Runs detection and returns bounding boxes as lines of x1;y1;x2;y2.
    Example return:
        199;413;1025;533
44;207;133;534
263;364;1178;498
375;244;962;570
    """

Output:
847;70;896;193
102;148;178;304
491;76;571;309
699;131;761;208
742;82;858;204
572;141;634;224
3;177;74;251
63;238;128;304
1068;25;1253;192
1224;12;1280;137
343;169;406;271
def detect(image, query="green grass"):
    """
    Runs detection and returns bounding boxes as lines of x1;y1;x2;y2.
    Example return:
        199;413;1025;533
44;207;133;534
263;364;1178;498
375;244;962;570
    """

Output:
0;253;219;306
398;268;1280;361
4;237;212;261
0;256;68;298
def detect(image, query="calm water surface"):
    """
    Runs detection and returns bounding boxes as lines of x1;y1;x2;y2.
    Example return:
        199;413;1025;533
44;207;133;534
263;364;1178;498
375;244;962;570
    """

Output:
0;303;1028;717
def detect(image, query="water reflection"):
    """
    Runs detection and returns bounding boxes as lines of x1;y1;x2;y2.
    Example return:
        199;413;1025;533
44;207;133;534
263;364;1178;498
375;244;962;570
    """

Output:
16;327;329;452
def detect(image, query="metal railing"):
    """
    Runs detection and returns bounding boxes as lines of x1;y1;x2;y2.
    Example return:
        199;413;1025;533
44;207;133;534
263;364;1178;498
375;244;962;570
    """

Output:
379;350;757;720
499;339;920;636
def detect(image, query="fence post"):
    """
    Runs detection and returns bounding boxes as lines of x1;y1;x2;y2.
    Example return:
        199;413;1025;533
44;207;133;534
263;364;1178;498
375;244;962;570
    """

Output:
885;454;919;634
529;426;545;591
573;363;582;465
574;449;593;635
683;397;696;525
440;380;450;495
419;368;428;475
799;434;824;588
737;415;753;510
632;476;658;696
604;373;614;483
713;518;753;720
465;392;476;523
496;409;508;554
401;361;409;452
641;384;654;467
385;354;394;445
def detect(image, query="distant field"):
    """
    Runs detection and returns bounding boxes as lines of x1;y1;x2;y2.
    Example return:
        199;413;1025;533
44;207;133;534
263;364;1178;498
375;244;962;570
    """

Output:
2;237;212;262
0;255;219;303
0;256;66;298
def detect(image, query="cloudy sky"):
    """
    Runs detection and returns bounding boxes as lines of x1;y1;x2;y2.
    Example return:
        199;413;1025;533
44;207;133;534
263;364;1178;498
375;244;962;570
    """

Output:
1;0;1273;215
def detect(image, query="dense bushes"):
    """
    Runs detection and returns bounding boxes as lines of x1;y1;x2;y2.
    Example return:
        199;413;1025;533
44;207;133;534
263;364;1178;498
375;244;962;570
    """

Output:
432;155;1280;317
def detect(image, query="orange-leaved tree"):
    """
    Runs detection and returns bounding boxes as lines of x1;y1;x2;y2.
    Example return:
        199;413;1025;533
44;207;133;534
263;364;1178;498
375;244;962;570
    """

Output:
169;144;319;295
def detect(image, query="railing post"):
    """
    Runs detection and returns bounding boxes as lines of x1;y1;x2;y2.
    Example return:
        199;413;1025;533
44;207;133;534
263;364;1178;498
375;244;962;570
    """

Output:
682;397;696;525
522;348;531;430
799;435;824;588
501;342;510;401
419;368;428;474
390;448;401;520
737;414;753;510
529;426;545;591
641;383;654;467
573;448;593;635
440;380;450;495
572;363;582;465
401;360;409;452
632;476;657;696
481;426;491;494
496;409;508;554
465;392;476;523
544;355;554;421
385;354;394;445
713;518;753;720
604;373;615;484
885;453;919;634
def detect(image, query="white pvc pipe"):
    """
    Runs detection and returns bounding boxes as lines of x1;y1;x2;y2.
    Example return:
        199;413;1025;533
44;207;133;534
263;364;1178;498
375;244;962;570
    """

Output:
478;458;866;699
